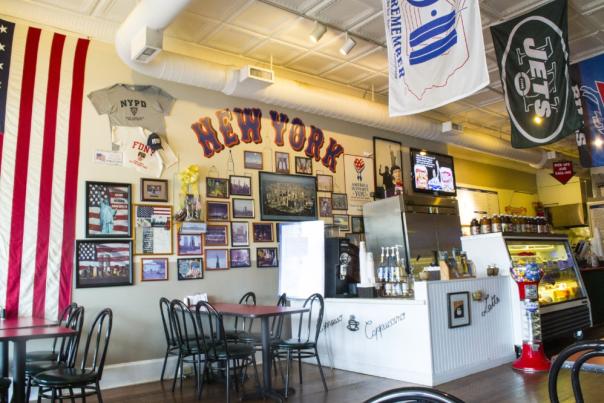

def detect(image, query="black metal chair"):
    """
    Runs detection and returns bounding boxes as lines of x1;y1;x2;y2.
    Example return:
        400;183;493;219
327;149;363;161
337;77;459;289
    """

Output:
25;306;85;400
0;378;10;403
364;387;466;403
33;308;113;402
225;291;256;341
159;297;180;382
26;303;78;362
272;293;327;398
194;300;260;402
548;339;604;403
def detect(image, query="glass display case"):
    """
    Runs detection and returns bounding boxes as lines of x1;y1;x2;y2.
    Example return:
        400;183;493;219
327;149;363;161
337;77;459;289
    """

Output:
506;239;585;306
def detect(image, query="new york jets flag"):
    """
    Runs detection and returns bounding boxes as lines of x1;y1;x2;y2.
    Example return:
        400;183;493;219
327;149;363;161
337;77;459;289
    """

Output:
383;0;489;116
491;0;582;148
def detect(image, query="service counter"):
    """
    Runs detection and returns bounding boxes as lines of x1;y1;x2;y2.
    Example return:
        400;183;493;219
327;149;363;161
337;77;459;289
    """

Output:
291;276;516;386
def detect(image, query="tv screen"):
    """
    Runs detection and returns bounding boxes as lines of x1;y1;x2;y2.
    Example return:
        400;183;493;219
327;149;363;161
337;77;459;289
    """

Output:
410;149;456;196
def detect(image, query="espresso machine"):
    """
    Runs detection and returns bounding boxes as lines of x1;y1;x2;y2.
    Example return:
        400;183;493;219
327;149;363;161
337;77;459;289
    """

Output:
325;238;359;297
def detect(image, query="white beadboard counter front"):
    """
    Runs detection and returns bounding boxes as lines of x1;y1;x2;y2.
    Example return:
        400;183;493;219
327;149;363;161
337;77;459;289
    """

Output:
290;276;516;386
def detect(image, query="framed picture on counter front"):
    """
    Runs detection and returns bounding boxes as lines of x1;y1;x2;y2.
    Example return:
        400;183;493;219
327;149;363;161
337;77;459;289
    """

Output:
85;181;132;238
447;292;471;328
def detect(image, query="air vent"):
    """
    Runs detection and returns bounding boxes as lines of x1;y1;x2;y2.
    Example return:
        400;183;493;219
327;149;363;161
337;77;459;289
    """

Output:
442;121;463;136
235;65;274;93
131;27;163;64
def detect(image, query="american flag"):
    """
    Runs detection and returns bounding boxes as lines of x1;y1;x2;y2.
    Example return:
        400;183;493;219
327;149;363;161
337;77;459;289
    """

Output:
87;182;130;235
0;19;89;319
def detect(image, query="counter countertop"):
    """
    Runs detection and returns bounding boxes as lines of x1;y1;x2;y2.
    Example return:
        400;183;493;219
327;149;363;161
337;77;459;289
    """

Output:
324;297;427;305
421;276;507;284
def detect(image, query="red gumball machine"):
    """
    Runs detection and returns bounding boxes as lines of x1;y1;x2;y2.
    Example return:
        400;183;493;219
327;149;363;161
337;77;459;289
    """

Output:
510;263;551;372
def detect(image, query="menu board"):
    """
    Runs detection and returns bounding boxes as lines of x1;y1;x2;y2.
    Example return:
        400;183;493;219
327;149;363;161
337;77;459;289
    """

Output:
410;149;456;196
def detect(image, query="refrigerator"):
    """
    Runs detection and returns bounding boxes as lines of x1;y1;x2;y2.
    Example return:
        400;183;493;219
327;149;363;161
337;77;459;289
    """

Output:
461;233;592;346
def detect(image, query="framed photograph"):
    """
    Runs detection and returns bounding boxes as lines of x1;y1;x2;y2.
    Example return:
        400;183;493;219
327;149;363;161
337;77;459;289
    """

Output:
259;172;317;221
351;216;365;233
317;174;333;192
447;292;471;328
373;137;403;199
252;222;274;242
133;205;173;255
333;214;349;231
244;151;263;170
177;234;203;256
85;181;132;238
141;258;168;281
140;179;168;202
232;198;255;218
206;201;229;222
229;175;252;197
231;221;249;247
295;156;313;175
331;193;348;211
275;152;290;174
205;224;228;246
206;177;229;199
230;248;251;268
177;258;204;280
75;240;133;288
179;222;206;235
180;194;202;222
205;249;229;271
319;196;332;217
257;247;279;268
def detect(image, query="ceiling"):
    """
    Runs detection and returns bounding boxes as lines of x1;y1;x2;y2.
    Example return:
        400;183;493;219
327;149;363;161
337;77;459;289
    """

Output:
21;0;604;158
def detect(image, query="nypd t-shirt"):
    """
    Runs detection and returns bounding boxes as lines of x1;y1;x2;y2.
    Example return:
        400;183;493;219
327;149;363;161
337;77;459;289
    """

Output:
88;84;174;134
112;126;178;178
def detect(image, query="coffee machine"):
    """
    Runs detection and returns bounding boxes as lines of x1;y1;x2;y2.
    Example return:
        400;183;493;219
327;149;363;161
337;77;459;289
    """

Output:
325;238;359;297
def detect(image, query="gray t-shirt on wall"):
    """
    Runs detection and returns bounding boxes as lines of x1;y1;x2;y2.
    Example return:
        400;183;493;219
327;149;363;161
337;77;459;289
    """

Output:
88;84;175;134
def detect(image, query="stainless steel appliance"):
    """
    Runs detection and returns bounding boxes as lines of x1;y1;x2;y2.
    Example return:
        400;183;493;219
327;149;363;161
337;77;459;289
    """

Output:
324;238;359;298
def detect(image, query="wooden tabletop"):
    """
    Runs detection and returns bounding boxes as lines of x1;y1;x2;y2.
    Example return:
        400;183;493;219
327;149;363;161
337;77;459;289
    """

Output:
0;326;76;342
0;317;58;330
213;303;309;318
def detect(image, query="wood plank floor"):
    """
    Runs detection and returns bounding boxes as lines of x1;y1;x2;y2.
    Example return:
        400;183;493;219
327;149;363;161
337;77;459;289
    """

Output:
99;359;604;403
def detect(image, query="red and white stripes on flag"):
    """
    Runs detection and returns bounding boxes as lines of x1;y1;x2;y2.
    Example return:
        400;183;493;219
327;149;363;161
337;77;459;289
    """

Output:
0;19;89;319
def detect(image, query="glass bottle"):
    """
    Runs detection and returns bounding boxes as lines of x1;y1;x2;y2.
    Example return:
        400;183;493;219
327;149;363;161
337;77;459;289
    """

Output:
503;215;512;232
470;218;480;235
377;247;385;282
480;215;491;234
492;215;502;233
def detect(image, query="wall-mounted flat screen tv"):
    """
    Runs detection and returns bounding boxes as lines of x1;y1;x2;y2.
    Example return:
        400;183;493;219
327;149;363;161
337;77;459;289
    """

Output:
410;148;456;196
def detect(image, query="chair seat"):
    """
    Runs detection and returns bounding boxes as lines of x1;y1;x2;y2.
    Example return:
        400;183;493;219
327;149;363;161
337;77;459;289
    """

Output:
273;338;316;350
225;330;251;340
239;332;280;345
26;350;58;363
207;343;255;360
33;368;98;387
25;361;63;376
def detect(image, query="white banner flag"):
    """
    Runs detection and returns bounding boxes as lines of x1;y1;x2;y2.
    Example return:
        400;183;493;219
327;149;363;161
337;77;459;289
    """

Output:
383;0;489;116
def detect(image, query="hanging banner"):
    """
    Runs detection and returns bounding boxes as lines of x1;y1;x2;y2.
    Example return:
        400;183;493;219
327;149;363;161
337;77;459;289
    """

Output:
551;160;574;185
490;0;582;148
382;0;489;116
570;53;604;167
344;155;375;214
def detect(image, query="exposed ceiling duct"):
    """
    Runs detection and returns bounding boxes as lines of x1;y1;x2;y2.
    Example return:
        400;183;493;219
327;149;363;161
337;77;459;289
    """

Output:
112;0;547;167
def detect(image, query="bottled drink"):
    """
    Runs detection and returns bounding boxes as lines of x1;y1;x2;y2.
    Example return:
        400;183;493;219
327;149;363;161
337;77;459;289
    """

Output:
512;215;520;232
480;215;492;234
491;215;502;233
377;247;385;282
502;215;512;232
470;218;480;235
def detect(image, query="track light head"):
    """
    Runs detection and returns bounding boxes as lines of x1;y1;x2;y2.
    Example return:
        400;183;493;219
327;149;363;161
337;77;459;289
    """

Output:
340;34;356;55
309;21;327;43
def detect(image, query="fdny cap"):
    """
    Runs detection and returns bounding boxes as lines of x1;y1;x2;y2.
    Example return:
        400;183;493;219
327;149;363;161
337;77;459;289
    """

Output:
147;133;163;150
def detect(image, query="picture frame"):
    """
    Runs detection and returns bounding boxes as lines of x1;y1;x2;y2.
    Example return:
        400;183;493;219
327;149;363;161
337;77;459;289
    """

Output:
319;196;332;217
333;214;349;231
317;174;333;192
205;249;229;271
295;156;313;175
179;222;206;235
351;216;365;234
252;222;274;242
331;193;348;211
177;234;203;256
206;201;229;222
206;177;229;199
231;221;249;247
259;172;317;221
85;181;132;238
232;198;255;218
447;292;471;328
141;258;169;281
133;204;173;255
229;175;252;197
140;178;168;202
179;194;203;222
275;151;290;174
75;240;133;288
257;247;279;268
230;248;252;268
244;151;263;170
373;137;403;199
177;258;204;280
205;224;228;246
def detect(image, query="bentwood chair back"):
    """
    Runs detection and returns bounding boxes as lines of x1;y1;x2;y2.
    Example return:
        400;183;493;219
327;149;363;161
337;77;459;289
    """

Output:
364;387;466;403
271;293;288;338
296;293;324;344
194;301;225;357
26;302;78;363
233;291;256;335
80;308;113;379
58;306;85;368
160;297;177;347
170;300;203;356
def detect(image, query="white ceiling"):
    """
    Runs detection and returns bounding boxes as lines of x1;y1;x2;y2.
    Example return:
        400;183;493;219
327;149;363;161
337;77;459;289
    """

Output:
20;0;604;157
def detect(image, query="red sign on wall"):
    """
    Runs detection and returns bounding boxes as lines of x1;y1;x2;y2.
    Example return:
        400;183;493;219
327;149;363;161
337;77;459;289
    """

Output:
551;160;574;185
